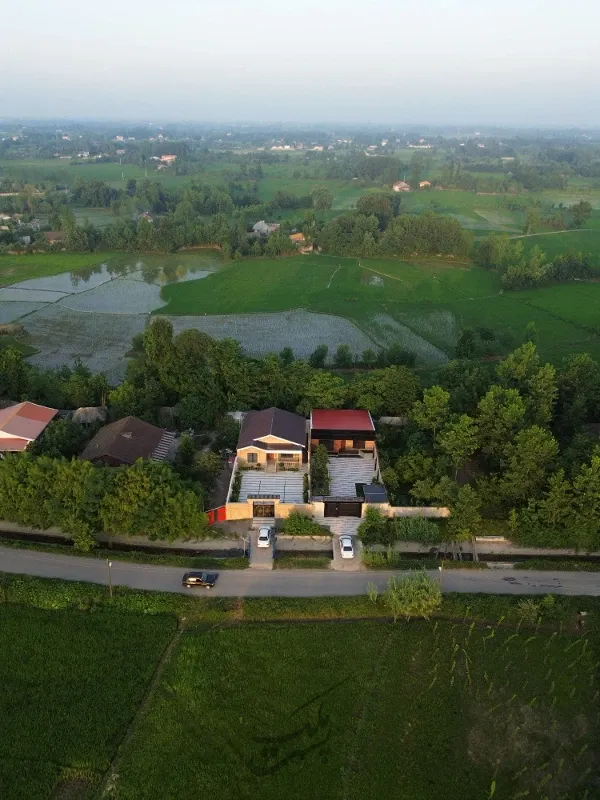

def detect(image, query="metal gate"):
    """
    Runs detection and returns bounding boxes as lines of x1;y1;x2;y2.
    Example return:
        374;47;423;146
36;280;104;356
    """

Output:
253;502;275;518
324;501;362;518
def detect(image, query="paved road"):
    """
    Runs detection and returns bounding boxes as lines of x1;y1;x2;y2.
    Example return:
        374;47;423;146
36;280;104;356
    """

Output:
1;547;600;597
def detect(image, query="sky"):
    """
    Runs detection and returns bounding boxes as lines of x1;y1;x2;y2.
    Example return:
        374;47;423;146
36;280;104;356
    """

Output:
1;0;599;126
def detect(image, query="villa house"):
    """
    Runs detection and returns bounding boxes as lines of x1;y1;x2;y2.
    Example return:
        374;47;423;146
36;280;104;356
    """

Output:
236;407;307;472
392;180;411;192
310;409;375;454
310;409;381;517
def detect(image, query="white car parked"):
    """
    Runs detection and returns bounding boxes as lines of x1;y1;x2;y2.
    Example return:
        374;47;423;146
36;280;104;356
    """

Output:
339;535;354;559
257;527;272;548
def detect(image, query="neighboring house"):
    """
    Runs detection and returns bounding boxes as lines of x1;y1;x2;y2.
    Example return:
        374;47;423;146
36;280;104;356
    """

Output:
43;231;65;245
252;220;280;237
392;180;411;192
419;180;432;188
236;407;307;470
79;416;173;466
159;154;177;164
310;409;375;454
0;402;58;453
289;232;305;244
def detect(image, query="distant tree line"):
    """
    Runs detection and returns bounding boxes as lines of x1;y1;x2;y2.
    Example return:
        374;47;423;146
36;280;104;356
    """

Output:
475;232;597;290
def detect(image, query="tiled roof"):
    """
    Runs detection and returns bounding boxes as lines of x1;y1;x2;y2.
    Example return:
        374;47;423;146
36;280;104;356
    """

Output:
237;408;307;449
80;416;168;465
311;409;375;432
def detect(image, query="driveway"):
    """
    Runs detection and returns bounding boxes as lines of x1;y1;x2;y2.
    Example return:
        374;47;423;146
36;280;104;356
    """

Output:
1;547;600;597
331;535;362;572
249;529;274;570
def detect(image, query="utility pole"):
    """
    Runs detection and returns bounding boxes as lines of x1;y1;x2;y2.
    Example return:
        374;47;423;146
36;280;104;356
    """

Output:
106;559;113;599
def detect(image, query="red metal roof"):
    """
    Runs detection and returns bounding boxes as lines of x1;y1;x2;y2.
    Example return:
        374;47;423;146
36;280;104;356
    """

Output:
0;402;58;444
311;409;375;432
0;437;29;452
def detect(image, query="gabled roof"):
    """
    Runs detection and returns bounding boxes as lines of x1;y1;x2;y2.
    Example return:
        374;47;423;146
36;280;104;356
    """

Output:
79;416;170;465
0;402;58;451
237;407;307;450
311;409;375;433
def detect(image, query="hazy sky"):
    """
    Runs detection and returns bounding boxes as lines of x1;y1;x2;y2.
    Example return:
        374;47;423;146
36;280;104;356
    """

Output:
1;0;599;125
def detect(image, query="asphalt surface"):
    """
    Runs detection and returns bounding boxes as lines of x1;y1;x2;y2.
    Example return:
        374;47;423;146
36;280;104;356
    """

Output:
1;546;600;597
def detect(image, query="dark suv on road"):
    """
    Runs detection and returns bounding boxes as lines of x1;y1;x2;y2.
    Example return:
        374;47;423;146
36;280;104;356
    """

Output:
182;571;218;588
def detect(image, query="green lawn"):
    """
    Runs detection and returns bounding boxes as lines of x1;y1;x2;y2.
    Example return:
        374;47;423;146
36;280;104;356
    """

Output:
0;605;176;800
0;253;110;286
116;619;600;800
159;254;600;364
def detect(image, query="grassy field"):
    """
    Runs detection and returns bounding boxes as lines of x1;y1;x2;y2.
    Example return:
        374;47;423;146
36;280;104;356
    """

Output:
116;618;600;800
0;158;194;190
0;605;176;800
0;252;110;286
1;573;599;799
518;228;600;263
159;254;600;364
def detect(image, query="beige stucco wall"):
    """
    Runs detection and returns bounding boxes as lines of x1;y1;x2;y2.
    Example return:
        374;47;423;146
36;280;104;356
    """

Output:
238;447;267;464
225;501;312;521
237;447;302;465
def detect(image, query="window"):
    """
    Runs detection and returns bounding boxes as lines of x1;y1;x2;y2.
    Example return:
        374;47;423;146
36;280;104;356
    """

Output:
279;453;298;461
247;452;257;463
354;440;366;450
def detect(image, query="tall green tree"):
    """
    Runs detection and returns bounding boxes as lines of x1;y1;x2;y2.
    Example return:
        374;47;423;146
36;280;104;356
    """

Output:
352;366;420;417
311;186;333;211
500;425;558;503
296;372;346;414
411;386;451;441
100;460;207;541
0;346;30;399
437;414;479;478
447;485;483;542
476;386;526;457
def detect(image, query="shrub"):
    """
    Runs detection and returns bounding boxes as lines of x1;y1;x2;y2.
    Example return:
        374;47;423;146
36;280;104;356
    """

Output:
357;507;389;545
230;472;242;502
282;511;330;536
391;516;442;545
303;473;309;503
380;573;442;622
310;444;330;495
517;598;540;625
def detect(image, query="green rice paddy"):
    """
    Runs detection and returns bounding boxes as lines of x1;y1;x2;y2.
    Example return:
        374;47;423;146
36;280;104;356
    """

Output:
159;254;600;364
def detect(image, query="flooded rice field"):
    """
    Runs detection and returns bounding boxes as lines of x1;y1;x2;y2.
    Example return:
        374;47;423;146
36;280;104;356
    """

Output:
1;253;378;380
